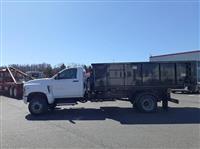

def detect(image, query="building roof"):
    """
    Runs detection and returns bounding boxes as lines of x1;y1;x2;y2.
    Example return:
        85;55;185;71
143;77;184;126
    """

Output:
150;50;200;58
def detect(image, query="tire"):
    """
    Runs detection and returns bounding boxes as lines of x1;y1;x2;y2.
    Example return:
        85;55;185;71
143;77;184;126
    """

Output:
28;96;48;115
136;94;157;113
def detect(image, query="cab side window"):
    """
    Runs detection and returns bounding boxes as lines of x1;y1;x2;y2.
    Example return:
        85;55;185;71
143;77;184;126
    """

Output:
59;68;77;79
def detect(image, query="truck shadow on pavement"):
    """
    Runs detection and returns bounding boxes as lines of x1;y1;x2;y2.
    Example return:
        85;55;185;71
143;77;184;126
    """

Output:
25;107;200;125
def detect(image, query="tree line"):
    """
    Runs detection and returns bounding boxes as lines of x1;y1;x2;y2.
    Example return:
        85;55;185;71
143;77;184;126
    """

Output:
3;63;91;78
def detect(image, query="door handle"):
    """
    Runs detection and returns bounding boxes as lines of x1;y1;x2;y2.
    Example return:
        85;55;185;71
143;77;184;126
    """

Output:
73;80;79;82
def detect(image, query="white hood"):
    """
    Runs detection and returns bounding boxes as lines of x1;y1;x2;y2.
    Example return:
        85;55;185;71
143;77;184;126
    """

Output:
25;78;52;86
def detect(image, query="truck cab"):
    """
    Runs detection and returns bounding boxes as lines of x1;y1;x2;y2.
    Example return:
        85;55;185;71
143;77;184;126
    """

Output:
23;67;87;115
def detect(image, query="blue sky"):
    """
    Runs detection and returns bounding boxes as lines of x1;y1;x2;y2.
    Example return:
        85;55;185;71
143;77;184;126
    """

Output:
0;0;199;66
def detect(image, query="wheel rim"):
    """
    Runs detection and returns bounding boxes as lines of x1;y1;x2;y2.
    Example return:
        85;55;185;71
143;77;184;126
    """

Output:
31;102;43;114
141;98;154;111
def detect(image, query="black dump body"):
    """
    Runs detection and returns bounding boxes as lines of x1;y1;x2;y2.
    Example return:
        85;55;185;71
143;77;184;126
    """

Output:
90;61;199;100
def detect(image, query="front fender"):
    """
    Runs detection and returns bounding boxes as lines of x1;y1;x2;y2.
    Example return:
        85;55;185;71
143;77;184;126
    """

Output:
24;84;54;104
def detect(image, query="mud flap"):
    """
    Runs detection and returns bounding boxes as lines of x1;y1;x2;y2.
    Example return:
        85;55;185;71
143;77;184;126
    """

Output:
162;99;168;110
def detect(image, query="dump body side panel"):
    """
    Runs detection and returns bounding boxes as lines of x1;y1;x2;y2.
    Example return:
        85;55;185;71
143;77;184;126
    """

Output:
91;61;197;99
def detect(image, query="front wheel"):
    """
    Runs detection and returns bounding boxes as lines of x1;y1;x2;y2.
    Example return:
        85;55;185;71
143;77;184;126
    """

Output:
28;97;48;115
137;94;157;113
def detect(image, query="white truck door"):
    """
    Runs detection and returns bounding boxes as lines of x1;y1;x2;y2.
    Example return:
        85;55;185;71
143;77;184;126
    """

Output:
52;68;82;98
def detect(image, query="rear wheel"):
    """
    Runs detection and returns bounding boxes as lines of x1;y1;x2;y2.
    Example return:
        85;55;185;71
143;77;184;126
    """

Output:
137;94;157;113
28;96;48;115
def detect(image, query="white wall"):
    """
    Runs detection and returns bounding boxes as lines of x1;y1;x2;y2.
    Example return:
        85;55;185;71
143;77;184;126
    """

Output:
150;51;200;62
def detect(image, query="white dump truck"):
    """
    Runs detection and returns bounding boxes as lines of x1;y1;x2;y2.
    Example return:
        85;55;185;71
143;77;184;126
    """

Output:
23;61;197;115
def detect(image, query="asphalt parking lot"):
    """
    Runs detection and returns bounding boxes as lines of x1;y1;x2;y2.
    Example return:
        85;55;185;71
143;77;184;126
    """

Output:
0;93;200;149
